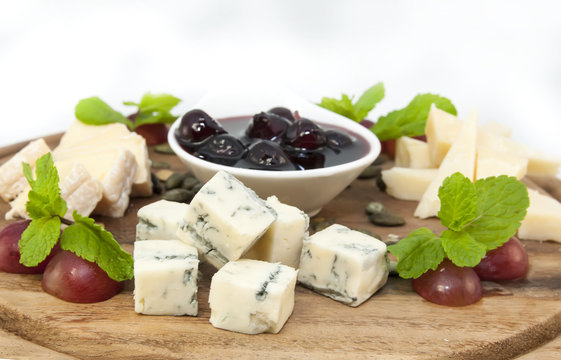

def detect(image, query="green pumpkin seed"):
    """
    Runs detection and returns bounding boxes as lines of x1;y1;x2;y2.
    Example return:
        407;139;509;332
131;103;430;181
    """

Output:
358;165;381;179
368;211;405;227
365;202;385;215
181;176;200;191
353;228;382;240
163;188;195;203
151;161;170;169
309;217;336;233
165;173;189;190
151;173;163;195
154;143;175;154
192;183;204;194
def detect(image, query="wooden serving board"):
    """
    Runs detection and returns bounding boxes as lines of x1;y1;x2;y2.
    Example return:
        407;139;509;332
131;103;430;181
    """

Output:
1;136;561;360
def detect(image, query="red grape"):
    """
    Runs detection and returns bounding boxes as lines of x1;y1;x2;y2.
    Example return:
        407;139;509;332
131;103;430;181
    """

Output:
0;220;58;274
474;237;528;281
412;259;482;306
42;250;123;303
134;123;169;145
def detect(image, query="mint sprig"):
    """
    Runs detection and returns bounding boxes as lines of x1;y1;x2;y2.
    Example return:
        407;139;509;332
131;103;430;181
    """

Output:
319;82;385;122
318;83;457;141
75;92;181;130
388;172;529;279
19;153;133;281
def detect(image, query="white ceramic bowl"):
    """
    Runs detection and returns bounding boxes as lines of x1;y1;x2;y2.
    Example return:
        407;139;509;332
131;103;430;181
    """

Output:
168;88;380;216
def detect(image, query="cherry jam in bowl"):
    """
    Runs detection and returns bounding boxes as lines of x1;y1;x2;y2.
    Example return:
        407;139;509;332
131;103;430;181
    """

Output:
169;106;380;216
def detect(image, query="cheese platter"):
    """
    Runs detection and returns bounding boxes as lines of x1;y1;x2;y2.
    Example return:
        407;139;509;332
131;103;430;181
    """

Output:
1;131;561;359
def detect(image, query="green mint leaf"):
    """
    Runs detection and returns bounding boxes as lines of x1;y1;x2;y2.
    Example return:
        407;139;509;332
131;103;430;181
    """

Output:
387;228;445;279
463;175;529;250
134;111;177;127
122;101;139;106
75;97;133;129
19;216;60;267
440;230;486;267
372;93;457;141
137;92;181;113
353;82;385;121
318;94;358;121
23;153;67;219
438;172;477;231
61;211;133;281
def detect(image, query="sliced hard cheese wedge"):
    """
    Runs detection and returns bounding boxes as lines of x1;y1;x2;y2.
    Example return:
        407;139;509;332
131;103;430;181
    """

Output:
6;162;103;220
425;104;462;166
0;138;51;202
395;137;434;169
479;120;512;138
518;189;561;243
415;111;478;219
477;131;561;176
475;147;528;179
382;168;437;201
54;121;152;197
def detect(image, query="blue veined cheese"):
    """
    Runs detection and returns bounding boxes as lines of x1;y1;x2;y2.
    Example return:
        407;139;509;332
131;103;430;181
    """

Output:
134;240;199;316
244;196;309;268
209;259;297;334
136;200;189;241
298;224;389;307
176;171;277;269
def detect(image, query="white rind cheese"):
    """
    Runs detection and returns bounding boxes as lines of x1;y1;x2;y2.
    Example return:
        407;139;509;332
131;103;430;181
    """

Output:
381;167;437;201
136;200;189;241
6;161;103;220
395;137;434;169
209;259;297;334
243;196;309;268
518;189;561;243
415;111;478;219
297;224;389;307
176;171;277;269
0;138;51;202
134;240;199;316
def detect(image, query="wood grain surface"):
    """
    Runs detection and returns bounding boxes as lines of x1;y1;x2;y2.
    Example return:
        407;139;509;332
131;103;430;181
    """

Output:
1;135;561;360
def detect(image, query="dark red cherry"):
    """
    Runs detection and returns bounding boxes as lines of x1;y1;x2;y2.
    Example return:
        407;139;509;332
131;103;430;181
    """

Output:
246;112;292;142
238;141;297;171
176;109;226;143
325;130;353;153
196;134;246;166
287;150;325;170
285;118;327;150
267;107;295;122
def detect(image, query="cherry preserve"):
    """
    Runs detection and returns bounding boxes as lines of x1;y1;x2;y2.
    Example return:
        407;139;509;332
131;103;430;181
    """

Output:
175;108;369;171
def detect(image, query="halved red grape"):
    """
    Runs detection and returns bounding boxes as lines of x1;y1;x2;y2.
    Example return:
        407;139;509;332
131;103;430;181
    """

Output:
0;220;59;274
412;259;482;306
134;123;169;145
474;237;528;281
285;118;327;150
42;250;123;303
176;109;226;143
246;112;292;142
267;107;295;122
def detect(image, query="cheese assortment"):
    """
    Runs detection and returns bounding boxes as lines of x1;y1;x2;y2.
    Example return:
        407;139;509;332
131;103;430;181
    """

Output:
243;195;309;268
208;259;297;334
298;224;389;307
176;170;277;269
134;239;199;316
518;189;561;243
0;138;51;202
136;200;189;241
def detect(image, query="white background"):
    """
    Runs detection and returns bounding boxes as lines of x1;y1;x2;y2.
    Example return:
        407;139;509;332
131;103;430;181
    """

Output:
1;1;560;165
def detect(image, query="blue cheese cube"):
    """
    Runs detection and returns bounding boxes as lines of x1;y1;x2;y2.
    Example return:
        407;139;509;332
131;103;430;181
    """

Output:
136;200;189;241
298;224;389;307
244;196;309;268
176;171;277;269
134;240;199;316
209;259;297;334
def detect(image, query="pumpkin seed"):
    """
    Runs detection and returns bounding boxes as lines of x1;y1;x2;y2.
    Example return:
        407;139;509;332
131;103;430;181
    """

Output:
165;173;189;190
358;165;381;179
191;183;204;194
353;228;382;240
376;172;386;192
181;176;200;191
151;161;170;169
154;143;175;154
151;173;163;195
162;188;195;203
309;217;336;233
368;211;405;227
365;201;385;215
373;153;389;166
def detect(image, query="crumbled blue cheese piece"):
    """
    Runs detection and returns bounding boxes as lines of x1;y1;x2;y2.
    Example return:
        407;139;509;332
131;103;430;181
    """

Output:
298;224;389;307
209;259;297;334
134;240;199;316
176;171;277;269
244;196;309;268
136;200;189;241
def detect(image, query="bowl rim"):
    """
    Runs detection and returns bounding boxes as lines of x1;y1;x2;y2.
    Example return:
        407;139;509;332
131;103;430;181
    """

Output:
168;110;381;179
